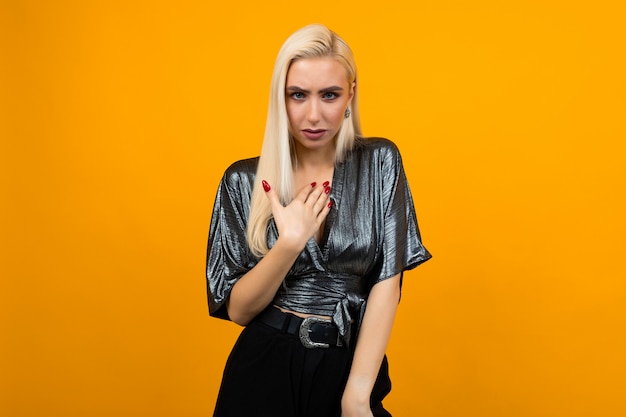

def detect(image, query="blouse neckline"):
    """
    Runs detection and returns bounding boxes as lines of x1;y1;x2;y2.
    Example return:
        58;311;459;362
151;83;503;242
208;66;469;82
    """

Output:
305;157;346;261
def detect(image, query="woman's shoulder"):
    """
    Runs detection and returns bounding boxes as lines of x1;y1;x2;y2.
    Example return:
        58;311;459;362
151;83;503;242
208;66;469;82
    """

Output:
221;157;259;185
351;137;402;160
224;156;259;174
224;156;259;178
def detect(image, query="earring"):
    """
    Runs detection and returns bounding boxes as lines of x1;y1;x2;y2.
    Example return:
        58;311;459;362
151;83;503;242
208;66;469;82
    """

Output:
344;107;351;119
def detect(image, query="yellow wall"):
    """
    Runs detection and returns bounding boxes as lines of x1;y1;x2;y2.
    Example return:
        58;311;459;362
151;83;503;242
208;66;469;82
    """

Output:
2;1;625;416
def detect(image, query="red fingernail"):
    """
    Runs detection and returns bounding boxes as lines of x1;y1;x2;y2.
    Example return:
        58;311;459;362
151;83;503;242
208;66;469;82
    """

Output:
262;180;271;192
322;181;329;187
311;182;317;188
328;201;333;208
324;186;331;194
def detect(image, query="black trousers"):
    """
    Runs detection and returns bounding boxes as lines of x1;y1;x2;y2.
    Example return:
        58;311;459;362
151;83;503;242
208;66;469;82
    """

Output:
213;315;392;417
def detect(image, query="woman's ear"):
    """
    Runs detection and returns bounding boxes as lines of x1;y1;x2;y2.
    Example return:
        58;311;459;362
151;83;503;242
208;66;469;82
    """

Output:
349;81;356;101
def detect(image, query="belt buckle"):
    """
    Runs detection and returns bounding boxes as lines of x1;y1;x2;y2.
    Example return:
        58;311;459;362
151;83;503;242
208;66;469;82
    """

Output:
299;316;331;349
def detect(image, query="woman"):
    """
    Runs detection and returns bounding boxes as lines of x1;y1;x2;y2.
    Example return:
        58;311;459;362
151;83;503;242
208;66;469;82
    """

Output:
206;24;431;417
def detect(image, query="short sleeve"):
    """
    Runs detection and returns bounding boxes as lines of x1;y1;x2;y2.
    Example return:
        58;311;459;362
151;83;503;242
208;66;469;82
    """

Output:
206;160;258;320
374;142;431;284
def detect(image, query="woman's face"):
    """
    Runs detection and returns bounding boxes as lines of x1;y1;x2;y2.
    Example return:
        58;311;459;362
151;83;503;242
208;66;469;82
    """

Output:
285;57;354;156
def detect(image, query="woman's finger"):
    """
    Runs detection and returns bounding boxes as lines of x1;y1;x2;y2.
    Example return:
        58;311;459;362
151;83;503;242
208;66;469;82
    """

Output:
261;179;283;212
293;181;318;203
312;186;332;216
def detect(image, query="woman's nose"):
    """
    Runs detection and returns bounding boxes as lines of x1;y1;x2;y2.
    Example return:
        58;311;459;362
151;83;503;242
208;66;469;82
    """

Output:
306;100;321;123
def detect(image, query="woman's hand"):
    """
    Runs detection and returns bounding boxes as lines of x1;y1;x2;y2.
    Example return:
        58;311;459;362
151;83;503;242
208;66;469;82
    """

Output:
262;180;331;252
341;391;373;417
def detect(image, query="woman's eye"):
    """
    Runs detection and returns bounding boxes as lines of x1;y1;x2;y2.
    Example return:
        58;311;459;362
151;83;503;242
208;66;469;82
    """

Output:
291;92;305;100
323;92;337;100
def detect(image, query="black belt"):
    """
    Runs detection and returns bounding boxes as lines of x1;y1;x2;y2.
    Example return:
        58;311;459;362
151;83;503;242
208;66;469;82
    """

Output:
256;306;344;349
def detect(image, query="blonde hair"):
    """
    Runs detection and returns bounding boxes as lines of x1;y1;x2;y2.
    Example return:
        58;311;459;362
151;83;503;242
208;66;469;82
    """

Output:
247;24;361;257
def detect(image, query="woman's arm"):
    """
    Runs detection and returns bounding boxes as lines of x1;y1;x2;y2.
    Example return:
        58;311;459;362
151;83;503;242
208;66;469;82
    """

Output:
226;238;302;325
226;181;331;325
341;273;402;417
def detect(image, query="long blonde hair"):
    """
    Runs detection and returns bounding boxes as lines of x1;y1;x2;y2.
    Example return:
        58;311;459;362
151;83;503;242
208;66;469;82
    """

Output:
247;24;361;257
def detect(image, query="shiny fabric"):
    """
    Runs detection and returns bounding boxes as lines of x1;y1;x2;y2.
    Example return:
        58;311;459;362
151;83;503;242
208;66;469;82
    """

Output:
206;137;431;344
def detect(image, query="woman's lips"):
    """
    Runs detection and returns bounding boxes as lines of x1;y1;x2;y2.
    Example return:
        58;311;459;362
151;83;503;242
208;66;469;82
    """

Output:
302;129;327;139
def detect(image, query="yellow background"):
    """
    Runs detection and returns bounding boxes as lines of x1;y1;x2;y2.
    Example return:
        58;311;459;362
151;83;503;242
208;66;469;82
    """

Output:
2;1;625;416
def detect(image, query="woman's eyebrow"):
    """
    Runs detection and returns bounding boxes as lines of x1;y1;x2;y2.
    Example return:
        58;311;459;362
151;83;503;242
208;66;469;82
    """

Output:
286;86;309;93
320;86;344;93
286;86;344;93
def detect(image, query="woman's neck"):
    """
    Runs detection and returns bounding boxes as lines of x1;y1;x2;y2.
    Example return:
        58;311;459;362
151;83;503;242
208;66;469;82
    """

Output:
294;143;336;171
293;147;336;192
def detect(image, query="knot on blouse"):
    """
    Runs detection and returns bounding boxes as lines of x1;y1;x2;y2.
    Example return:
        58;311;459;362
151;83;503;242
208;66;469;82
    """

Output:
332;292;366;347
272;273;367;346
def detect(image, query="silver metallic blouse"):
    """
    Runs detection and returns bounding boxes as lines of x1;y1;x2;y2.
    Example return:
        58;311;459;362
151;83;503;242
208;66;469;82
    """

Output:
206;137;431;344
